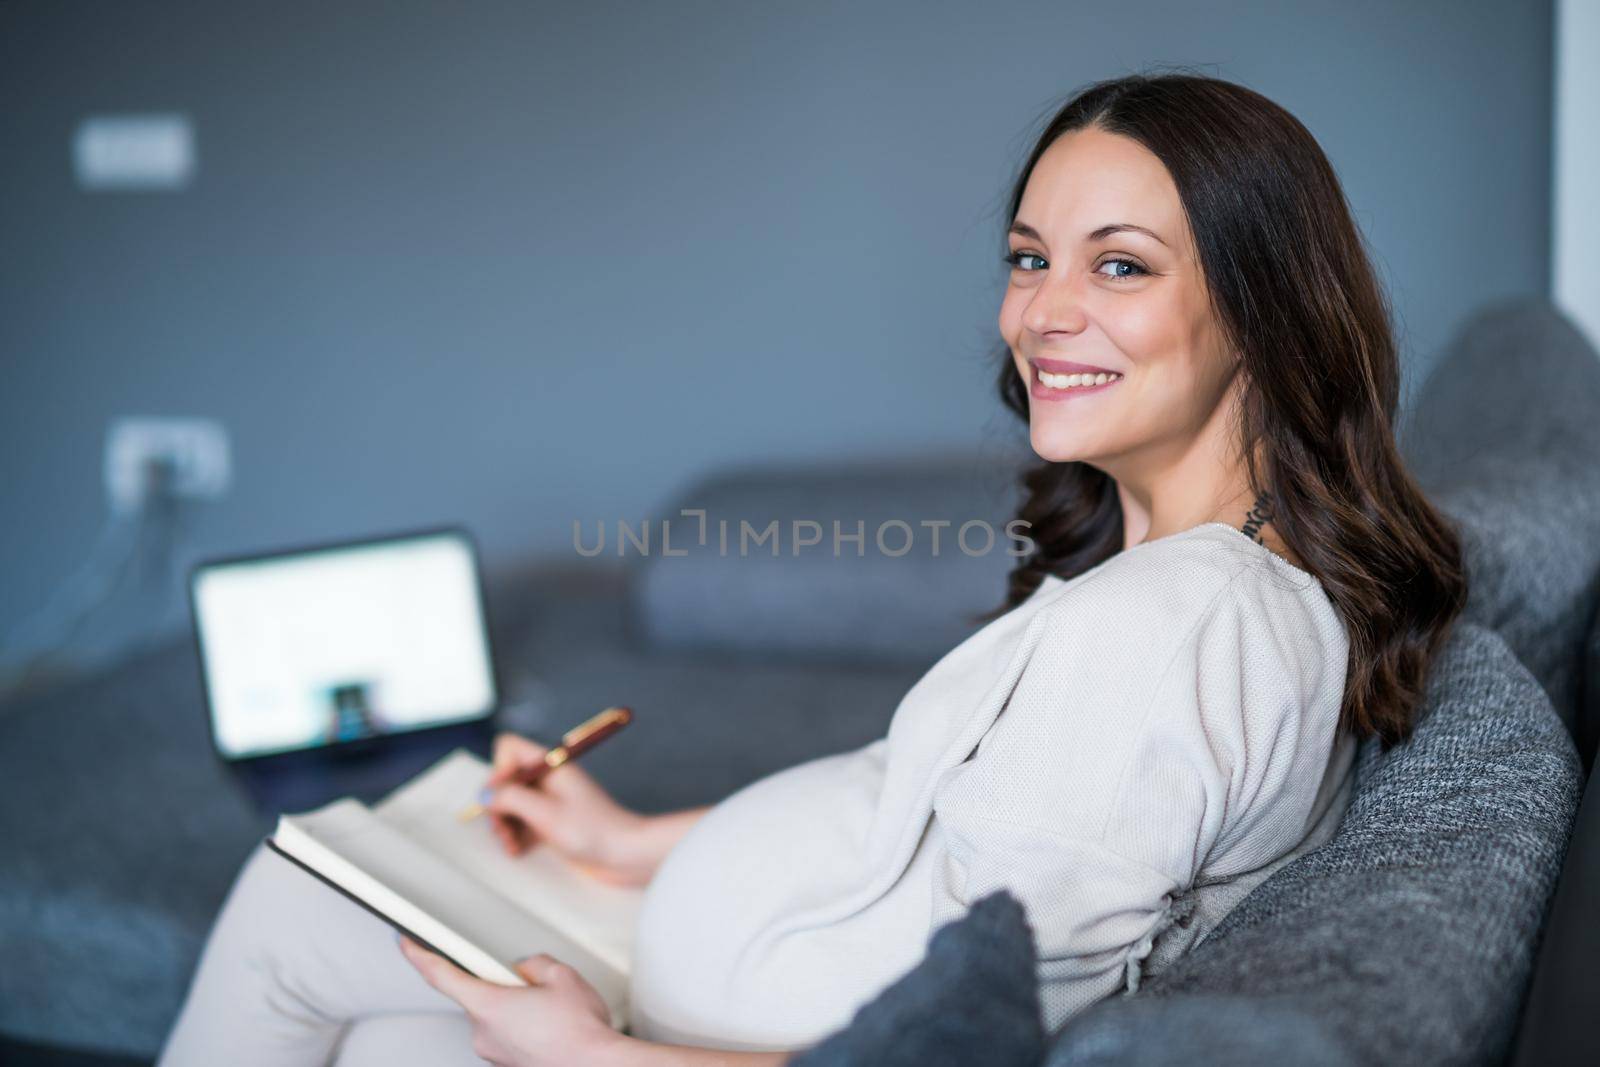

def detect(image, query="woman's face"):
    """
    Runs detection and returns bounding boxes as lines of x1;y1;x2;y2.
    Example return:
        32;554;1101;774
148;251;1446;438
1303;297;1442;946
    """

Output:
1000;126;1237;473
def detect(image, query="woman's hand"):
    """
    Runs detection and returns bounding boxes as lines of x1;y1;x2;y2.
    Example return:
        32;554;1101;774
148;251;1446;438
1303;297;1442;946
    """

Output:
398;935;623;1066
484;731;657;887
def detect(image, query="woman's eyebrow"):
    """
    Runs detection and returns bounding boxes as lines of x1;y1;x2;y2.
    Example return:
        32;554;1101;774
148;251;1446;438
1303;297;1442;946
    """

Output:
1009;220;1169;248
1088;222;1169;247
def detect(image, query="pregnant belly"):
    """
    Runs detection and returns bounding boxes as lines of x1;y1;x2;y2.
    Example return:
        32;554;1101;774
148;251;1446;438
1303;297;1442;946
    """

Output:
627;740;936;1050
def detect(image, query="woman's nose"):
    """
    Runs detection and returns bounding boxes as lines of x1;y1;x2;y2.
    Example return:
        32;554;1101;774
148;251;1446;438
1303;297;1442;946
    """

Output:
1021;271;1089;337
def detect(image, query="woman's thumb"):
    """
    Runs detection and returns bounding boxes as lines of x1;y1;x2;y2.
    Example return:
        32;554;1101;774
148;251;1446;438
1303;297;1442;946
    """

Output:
513;952;570;986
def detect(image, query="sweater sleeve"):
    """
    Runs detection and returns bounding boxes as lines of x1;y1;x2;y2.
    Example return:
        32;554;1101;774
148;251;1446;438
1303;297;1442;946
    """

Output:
926;569;1317;1027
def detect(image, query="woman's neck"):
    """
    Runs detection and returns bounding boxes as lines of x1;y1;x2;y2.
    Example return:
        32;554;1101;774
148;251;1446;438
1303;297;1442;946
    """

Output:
1118;483;1305;572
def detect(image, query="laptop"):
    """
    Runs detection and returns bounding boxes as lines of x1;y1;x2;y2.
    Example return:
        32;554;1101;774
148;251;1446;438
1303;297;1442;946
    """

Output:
189;526;502;813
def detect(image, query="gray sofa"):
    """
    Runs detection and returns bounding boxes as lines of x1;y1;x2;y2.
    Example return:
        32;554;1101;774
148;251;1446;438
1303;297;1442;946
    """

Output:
1;296;1595;1064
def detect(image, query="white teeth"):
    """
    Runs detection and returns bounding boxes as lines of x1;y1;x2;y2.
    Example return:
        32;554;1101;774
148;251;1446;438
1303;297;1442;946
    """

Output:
1037;369;1121;390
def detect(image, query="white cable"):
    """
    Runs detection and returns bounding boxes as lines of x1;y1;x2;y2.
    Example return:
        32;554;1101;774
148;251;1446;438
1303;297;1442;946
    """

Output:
0;459;172;691
1;510;142;665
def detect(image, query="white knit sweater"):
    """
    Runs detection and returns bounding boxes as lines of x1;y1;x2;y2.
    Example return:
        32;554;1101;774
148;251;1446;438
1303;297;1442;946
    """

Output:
627;522;1356;1050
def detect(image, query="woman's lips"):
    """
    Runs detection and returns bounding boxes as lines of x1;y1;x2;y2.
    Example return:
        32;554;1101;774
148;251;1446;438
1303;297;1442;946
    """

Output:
1029;362;1123;402
1030;356;1118;375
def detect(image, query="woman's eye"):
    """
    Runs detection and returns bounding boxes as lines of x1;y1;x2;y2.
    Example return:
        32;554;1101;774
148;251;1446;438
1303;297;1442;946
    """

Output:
1095;257;1148;280
1003;251;1047;272
1003;251;1148;280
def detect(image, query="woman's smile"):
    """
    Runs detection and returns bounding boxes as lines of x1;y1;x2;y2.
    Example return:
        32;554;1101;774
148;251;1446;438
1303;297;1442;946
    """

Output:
1027;357;1126;402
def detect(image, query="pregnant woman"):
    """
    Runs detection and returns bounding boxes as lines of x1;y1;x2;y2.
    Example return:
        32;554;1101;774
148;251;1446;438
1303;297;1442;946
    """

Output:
159;70;1467;1066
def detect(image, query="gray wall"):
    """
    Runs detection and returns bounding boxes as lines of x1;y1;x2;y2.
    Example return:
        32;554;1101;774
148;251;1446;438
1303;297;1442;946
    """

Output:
0;0;1553;669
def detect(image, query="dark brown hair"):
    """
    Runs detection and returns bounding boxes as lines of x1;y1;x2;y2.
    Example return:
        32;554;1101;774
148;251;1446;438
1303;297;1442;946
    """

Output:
983;69;1467;746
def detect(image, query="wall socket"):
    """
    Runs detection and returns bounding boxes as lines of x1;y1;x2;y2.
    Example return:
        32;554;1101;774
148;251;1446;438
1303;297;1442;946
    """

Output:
105;417;231;513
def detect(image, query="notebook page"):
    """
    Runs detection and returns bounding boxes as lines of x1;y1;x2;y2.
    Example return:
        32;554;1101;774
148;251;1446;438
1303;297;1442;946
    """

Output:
374;748;645;978
276;797;629;1027
271;810;526;987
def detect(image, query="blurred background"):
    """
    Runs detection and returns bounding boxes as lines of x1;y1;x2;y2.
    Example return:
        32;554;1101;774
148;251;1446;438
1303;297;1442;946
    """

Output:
0;0;1581;690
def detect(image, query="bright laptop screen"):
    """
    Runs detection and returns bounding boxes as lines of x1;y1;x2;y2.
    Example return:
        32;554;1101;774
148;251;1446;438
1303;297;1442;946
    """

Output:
192;530;497;759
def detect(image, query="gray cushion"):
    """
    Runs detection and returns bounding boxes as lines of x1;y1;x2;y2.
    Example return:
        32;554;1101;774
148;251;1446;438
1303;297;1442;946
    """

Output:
789;889;1046;1067
626;451;1026;665
1400;296;1600;731
1584;613;1600;771
1038;995;1357;1067
1046;621;1583;1065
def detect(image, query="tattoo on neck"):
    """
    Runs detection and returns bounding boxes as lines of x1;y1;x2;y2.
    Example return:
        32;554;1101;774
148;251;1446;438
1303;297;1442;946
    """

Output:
1241;491;1274;545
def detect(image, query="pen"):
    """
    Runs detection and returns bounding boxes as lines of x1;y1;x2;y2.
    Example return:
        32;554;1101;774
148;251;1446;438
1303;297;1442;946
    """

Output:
455;705;633;822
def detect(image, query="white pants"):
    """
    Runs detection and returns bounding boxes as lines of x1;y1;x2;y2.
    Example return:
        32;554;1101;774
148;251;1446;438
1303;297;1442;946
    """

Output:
158;840;488;1066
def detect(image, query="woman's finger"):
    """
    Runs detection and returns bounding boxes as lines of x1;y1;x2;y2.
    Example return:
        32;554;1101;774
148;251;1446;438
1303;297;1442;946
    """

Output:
398;936;493;1013
491;733;549;784
491;813;532;854
486;782;559;835
512;952;565;985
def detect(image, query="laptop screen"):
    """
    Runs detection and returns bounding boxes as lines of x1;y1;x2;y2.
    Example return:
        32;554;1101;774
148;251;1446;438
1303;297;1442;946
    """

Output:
191;529;498;759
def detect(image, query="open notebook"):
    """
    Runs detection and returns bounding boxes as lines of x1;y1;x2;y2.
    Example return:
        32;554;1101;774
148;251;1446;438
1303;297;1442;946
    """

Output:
265;748;645;1032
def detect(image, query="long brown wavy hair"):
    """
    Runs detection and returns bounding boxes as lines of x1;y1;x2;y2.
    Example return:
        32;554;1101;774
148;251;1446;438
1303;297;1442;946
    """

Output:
982;70;1467;747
